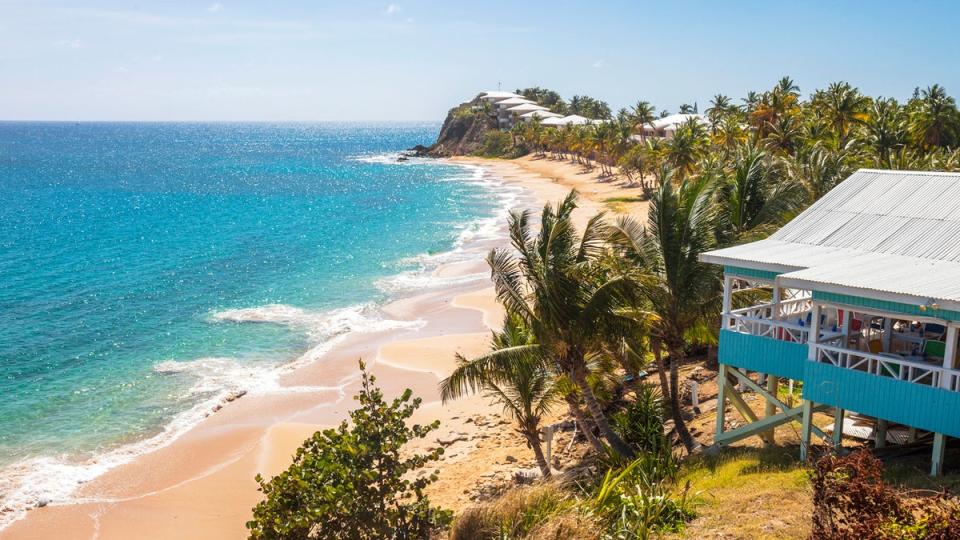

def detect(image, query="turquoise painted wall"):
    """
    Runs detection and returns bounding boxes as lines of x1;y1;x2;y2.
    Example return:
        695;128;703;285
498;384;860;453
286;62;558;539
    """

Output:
724;265;780;281
813;291;960;322
719;329;807;380
802;361;960;438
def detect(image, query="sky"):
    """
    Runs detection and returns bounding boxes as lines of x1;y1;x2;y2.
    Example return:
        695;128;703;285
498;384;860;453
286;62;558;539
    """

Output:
1;0;959;121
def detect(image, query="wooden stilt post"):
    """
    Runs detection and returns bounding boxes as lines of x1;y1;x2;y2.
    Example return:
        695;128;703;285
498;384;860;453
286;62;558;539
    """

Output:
875;419;888;449
908;427;917;443
832;408;845;450
543;425;554;466
931;433;946;477
763;375;778;447
800;400;814;462
715;364;727;445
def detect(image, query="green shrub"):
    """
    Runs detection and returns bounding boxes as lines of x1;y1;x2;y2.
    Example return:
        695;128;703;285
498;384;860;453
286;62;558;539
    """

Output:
611;383;670;457
591;455;694;539
246;361;451;539
476;130;514;157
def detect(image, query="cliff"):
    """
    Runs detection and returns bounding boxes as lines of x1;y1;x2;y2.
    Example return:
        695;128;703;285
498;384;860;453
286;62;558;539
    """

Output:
422;97;498;157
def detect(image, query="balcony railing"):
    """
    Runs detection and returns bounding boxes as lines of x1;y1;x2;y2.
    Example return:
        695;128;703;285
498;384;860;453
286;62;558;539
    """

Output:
724;297;816;343
815;343;960;392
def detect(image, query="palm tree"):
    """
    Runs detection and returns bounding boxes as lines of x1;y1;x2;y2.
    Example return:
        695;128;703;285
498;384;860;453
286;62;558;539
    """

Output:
813;81;870;148
706;94;733;125
441;314;557;477
785;147;852;203
666;118;708;179
908;84;960;150
486;191;638;458
865;98;907;166
608;170;721;453
630;100;657;141
719;144;803;240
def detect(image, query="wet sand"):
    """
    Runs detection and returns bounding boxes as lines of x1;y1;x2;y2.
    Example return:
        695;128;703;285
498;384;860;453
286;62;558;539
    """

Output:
3;155;645;539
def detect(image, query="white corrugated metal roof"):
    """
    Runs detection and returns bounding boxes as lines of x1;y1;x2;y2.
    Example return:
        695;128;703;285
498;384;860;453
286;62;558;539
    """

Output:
493;97;535;107
701;169;960;310
520;110;562;119
647;113;708;131
506;103;549;113
481;91;524;100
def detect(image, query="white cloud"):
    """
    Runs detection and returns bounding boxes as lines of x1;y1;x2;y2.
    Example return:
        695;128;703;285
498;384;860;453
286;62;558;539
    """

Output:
592;59;605;69
405;17;414;24
207;3;223;13
384;4;401;15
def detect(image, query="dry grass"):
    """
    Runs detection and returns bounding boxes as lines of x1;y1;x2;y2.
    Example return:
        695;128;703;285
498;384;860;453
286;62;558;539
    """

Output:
448;483;598;540
668;447;812;539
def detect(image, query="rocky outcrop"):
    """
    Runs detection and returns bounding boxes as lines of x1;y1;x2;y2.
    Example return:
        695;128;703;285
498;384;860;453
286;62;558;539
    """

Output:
421;97;498;157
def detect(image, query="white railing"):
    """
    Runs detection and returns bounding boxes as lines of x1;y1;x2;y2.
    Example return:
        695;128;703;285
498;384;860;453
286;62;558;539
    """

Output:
815;343;960;392
725;298;816;343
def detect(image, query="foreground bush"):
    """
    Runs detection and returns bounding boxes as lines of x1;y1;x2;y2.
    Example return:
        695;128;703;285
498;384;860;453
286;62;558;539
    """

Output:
811;450;960;539
247;361;451;540
591;454;694;539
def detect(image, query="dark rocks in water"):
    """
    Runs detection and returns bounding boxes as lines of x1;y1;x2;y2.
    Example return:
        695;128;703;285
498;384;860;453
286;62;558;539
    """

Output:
408;144;430;157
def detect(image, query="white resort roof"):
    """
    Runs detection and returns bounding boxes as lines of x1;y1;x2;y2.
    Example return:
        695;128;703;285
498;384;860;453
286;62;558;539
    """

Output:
648;113;708;131
559;114;594;125
541;117;567;126
506;103;549;113
480;91;524;101
520;110;563;119
701;169;960;311
493;97;536;107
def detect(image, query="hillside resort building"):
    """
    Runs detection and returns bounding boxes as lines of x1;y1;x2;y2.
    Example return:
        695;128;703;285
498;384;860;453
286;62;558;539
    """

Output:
702;169;960;475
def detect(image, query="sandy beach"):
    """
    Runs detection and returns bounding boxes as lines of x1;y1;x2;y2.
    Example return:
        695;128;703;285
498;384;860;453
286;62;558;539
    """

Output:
2;155;646;540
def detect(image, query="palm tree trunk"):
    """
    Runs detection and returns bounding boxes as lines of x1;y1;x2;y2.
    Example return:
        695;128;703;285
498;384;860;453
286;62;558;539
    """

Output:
570;368;635;459
565;395;603;453
667;347;699;453
523;428;551;478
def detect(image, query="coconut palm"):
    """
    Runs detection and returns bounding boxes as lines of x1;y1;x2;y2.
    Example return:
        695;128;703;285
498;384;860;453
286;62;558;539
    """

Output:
666;118;708;179
865;98;908;166
630;100;657;141
908;84;960;150
440;314;558;477
785;146;852;203
608;170;721;453
706;94;734;125
719;144;803;240
813;81;870;148
485;191;638;458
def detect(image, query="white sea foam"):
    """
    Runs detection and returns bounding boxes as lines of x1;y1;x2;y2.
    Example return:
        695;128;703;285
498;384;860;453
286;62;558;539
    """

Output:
0;154;527;531
0;303;422;529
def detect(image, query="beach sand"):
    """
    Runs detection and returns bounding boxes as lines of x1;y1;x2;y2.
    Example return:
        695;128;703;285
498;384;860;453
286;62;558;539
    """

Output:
2;156;646;540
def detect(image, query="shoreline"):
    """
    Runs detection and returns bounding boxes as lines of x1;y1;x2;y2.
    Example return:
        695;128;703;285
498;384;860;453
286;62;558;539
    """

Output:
2;155;647;539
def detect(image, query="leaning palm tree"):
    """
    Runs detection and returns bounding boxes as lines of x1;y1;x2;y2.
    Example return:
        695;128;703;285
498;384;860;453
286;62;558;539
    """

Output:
608;170;721;453
485;191;638;458
440;314;557;477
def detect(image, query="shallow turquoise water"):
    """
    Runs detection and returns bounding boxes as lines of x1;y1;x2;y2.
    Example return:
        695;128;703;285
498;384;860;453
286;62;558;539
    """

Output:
0;122;498;468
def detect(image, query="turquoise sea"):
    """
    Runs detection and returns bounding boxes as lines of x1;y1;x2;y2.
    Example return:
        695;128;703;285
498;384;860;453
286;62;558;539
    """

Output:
0;122;514;517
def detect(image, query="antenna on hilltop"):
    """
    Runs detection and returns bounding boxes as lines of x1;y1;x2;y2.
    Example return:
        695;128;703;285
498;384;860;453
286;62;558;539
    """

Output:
497;81;502;91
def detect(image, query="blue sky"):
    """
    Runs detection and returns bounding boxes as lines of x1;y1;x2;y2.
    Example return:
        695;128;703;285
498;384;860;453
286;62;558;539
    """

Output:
1;1;958;121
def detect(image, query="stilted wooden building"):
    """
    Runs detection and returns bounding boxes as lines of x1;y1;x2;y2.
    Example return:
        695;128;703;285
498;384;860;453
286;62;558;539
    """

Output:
701;169;960;475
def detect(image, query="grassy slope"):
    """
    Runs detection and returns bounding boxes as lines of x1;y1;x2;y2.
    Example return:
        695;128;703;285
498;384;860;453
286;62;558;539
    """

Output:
670;447;812;539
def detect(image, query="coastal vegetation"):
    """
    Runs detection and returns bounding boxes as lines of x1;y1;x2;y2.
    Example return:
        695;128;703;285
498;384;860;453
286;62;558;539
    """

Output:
247;362;451;540
250;79;960;538
479;79;960;190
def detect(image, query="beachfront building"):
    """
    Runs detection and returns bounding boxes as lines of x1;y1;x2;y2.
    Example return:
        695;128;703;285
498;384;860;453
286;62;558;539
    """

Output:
641;113;708;138
702;169;960;476
519;110;563;122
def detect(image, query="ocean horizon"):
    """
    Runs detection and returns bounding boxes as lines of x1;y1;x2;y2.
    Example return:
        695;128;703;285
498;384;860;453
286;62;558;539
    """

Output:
0;122;517;518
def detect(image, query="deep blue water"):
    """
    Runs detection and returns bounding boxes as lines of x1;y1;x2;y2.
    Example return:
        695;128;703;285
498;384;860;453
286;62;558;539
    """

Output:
0;122;497;469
